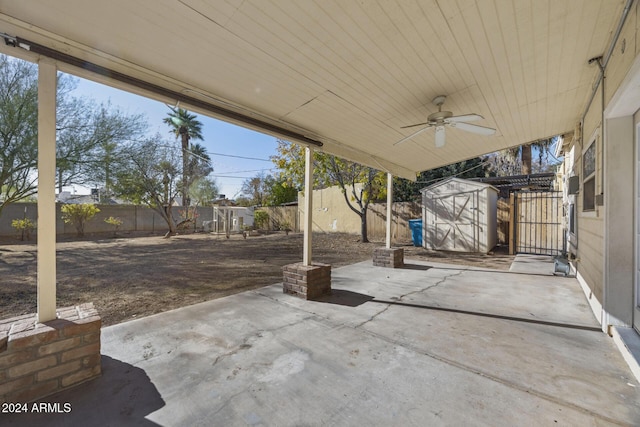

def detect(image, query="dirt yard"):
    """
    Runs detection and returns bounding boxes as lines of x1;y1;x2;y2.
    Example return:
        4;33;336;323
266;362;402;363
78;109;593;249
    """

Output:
0;232;514;326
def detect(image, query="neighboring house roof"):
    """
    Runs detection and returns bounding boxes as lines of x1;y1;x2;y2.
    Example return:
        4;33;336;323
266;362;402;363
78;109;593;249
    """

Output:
56;193;120;205
56;194;96;204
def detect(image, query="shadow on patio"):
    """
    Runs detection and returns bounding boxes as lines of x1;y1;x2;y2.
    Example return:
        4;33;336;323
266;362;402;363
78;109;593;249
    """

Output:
6;257;640;426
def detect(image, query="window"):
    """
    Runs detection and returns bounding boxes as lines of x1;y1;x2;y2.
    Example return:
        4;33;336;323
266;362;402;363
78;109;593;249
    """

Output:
569;203;575;234
583;138;596;211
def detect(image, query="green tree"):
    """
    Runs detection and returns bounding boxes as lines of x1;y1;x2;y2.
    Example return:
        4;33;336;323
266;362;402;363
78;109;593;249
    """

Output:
493;137;558;176
181;142;214;216
264;174;298;206
393;157;493;202
60;203;100;237
57;102;148;195
112;136;182;237
0;54;150;215
240;173;269;206
164;107;204;207
253;210;269;230
0;54;38;217
239;172;297;206
272;140;385;242
189;176;219;208
186;142;213;183
321;155;386;242
271;139;333;189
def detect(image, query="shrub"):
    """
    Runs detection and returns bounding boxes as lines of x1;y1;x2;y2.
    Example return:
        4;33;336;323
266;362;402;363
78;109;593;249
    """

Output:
280;220;292;235
177;207;199;232
60;204;100;237
254;211;269;230
104;216;123;236
11;218;36;241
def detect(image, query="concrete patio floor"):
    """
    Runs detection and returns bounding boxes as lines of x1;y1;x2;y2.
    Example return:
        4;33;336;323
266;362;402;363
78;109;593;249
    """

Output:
5;256;640;426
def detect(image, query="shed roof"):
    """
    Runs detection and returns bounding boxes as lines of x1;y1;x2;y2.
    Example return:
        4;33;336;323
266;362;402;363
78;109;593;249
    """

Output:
420;177;498;194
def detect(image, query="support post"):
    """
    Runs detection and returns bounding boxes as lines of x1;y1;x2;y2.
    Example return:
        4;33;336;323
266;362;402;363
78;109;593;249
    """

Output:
303;146;313;266
509;193;515;255
374;172;403;268
282;145;330;300
386;172;393;248
37;59;57;323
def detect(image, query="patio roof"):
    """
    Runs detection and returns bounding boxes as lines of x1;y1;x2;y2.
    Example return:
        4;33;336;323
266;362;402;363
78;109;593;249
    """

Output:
0;1;627;179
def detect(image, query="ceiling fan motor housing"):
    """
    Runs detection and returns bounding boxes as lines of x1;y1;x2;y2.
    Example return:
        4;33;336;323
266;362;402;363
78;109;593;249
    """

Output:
428;110;453;122
394;94;495;147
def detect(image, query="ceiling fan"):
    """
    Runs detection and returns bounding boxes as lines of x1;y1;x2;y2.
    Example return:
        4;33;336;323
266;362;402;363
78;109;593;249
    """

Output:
394;95;496;148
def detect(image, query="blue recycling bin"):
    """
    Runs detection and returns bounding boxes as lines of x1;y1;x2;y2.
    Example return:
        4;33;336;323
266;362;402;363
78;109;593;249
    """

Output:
408;219;423;247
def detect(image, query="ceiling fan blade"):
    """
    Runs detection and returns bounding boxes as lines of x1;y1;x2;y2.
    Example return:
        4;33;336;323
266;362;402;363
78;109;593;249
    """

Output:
400;121;431;129
448;113;483;123
452;121;496;135
394;126;431;145
435;125;446;148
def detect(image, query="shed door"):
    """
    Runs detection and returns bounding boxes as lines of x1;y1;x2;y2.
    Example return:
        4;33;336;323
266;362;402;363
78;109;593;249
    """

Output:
432;191;479;252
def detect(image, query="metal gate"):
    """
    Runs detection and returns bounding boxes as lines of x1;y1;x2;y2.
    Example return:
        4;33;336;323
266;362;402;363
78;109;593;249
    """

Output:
513;191;563;256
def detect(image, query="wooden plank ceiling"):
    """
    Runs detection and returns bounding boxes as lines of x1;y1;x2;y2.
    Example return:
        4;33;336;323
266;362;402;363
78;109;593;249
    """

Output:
0;0;624;180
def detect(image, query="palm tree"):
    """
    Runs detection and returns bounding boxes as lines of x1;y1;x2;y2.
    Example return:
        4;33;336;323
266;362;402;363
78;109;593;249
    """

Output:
187;142;213;183
164;107;204;206
524;138;556;174
503;137;555;176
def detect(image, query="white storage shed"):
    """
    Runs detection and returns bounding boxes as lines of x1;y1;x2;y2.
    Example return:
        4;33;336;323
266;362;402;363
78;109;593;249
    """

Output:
421;178;498;254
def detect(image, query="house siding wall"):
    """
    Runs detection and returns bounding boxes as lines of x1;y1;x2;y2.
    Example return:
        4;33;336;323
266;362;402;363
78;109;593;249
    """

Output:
603;3;638;107
569;3;640;327
574;104;605;303
604;116;635;326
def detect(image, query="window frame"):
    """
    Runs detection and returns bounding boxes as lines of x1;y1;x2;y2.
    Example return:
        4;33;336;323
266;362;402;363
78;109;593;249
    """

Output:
582;131;598;213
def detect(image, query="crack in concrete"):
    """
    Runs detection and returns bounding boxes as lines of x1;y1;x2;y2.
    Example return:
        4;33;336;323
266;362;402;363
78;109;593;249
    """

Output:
398;269;466;300
357;270;466;328
211;342;252;367
357;327;630;426
354;304;391;328
243;276;630;425
210;315;315;367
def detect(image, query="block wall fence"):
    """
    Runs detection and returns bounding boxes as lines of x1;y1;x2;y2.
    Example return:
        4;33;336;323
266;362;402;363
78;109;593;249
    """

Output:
0;203;216;238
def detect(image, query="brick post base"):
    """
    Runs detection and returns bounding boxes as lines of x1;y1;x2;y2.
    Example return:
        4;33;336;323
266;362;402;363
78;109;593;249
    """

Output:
283;263;331;300
373;247;404;268
0;303;101;404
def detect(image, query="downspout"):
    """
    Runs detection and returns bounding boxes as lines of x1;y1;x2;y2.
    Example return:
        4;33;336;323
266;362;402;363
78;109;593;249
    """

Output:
580;0;634;126
580;0;633;181
580;0;634;171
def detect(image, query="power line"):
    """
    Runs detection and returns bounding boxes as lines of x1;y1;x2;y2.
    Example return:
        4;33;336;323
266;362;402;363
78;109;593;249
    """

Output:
210;174;257;179
208;151;272;162
414;160;492;185
217;168;274;174
153;144;273;162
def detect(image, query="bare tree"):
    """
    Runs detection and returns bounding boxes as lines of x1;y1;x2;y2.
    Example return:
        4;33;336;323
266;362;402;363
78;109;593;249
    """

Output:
112;136;181;237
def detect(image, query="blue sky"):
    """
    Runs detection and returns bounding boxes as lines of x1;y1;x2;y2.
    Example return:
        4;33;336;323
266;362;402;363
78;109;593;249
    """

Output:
68;76;280;199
